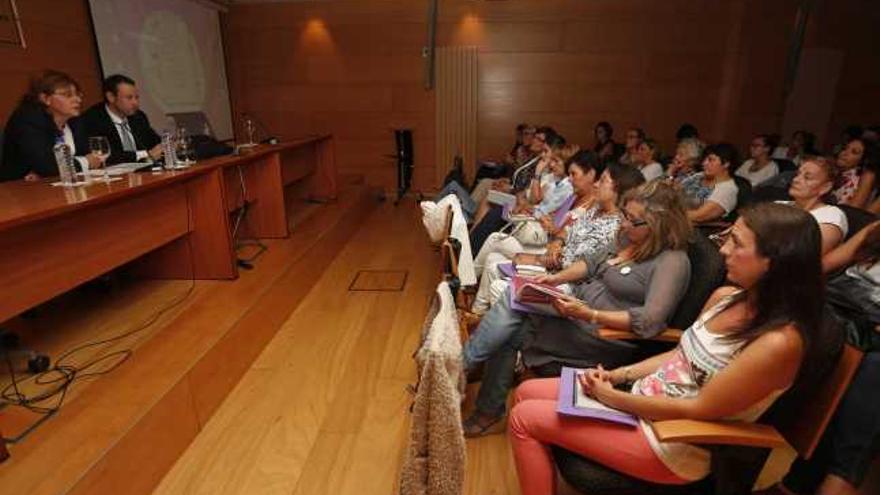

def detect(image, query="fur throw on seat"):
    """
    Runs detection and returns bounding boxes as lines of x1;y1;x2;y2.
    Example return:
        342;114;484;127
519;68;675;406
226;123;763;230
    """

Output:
399;282;466;495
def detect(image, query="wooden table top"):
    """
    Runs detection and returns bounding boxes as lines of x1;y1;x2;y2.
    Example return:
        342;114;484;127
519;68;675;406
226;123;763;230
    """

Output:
0;137;331;232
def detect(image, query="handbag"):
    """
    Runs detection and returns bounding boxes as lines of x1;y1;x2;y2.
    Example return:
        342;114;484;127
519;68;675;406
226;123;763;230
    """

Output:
503;217;548;247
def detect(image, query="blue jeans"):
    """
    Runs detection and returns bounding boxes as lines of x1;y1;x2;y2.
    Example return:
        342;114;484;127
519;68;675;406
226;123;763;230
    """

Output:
463;287;528;417
436;181;476;221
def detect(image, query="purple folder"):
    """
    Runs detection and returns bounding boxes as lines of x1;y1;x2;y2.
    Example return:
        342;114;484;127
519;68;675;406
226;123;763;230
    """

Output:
509;285;559;316
557;367;639;427
498;262;515;278
552;194;576;228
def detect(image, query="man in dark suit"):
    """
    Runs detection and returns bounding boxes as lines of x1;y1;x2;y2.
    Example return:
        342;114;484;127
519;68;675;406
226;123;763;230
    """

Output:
78;74;162;165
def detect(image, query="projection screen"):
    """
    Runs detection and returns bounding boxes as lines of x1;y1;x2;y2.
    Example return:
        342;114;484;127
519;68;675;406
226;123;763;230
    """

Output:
88;0;234;140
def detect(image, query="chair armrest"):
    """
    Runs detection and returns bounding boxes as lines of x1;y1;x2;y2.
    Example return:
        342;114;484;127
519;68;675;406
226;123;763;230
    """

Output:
597;328;683;343
651;419;787;449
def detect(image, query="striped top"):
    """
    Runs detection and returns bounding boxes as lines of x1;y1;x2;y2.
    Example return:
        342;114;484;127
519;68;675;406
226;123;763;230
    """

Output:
633;291;786;480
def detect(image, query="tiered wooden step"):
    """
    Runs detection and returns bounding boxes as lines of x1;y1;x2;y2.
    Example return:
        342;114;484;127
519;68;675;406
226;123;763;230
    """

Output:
0;186;377;495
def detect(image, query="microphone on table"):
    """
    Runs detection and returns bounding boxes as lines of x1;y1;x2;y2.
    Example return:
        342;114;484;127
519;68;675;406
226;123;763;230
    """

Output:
241;112;279;145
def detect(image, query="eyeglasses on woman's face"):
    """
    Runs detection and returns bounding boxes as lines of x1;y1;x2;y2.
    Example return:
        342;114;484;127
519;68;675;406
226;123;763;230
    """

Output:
51;88;84;100
621;207;648;227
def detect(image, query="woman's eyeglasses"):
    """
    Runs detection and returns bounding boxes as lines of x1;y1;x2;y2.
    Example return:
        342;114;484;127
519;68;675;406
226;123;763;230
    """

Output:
621;209;647;227
52;89;84;99
708;225;733;248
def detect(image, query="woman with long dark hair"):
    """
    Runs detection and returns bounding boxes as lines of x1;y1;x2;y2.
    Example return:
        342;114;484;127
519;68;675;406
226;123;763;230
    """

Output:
832;137;879;208
508;202;834;493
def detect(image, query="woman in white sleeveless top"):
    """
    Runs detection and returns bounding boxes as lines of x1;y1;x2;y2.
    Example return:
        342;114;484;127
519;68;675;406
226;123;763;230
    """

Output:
508;202;836;494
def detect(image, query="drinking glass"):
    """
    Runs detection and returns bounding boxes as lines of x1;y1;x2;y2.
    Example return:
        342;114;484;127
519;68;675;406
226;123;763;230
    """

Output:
176;127;193;166
244;117;256;146
88;136;111;182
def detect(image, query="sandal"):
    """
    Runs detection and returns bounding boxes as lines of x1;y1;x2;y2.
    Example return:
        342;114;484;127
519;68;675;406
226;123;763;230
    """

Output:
462;411;504;438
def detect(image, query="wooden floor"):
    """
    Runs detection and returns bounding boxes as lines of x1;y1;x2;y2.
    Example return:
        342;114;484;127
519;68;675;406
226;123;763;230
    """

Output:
150;196;518;494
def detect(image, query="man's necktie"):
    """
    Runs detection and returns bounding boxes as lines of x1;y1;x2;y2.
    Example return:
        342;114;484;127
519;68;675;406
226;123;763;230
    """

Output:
119;120;136;152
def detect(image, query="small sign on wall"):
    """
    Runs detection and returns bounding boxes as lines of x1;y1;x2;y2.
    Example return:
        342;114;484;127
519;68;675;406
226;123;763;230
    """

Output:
0;0;25;47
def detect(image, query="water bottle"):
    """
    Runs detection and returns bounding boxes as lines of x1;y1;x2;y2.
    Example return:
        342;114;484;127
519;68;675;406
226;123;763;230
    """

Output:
53;143;78;186
161;130;178;170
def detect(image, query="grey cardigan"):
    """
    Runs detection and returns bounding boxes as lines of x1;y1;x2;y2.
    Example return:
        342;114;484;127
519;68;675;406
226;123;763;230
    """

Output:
522;249;691;369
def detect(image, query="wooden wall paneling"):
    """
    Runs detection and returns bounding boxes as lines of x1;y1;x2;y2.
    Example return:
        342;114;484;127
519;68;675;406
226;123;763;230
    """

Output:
439;21;563;53
0;0;102;123
435;46;478;186
562;82;641;115
478;53;573;83
710;0;748;144
479;82;568;114
806;0;880;146
562;19;650;53
392;84;435;113
227;0;878;190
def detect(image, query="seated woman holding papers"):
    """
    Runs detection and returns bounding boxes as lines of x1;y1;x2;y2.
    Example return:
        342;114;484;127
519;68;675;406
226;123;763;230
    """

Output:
472;162;644;314
472;149;598;311
461;181;692;436
507;202;837;494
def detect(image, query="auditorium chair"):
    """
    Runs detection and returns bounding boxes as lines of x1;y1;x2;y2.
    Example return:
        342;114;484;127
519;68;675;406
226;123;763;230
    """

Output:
775;158;798;175
837;203;878;240
439;207;481;341
552;342;862;495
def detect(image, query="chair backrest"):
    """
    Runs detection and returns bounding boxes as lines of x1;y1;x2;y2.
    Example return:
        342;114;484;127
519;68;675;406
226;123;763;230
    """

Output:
837;203;879;240
722;175;753;223
439;205;457;276
751;170;796;203
776;158;797;174
773;343;863;459
668;231;727;330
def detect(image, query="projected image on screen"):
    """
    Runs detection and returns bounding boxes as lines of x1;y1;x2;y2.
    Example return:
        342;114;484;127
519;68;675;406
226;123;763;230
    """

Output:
89;0;234;140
